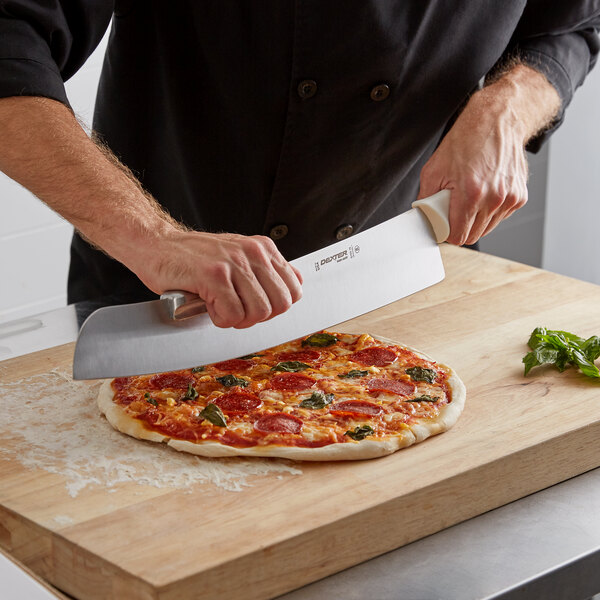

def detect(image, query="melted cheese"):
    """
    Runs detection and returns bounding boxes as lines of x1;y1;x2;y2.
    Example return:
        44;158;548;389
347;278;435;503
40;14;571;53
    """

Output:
113;330;451;448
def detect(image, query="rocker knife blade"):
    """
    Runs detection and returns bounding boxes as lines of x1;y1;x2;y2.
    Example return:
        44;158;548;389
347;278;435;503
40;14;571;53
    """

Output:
72;190;450;379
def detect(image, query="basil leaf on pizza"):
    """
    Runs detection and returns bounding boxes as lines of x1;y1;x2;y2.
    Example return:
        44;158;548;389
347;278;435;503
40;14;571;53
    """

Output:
181;383;199;401
302;333;338;347
408;395;438;403
299;391;335;409
216;374;249;388
338;369;369;379
98;331;465;460
405;366;437;383
144;393;158;407
200;403;227;427
344;425;374;440
272;361;310;372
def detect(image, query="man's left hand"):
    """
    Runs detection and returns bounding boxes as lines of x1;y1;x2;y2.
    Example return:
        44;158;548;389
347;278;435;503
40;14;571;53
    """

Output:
418;64;560;246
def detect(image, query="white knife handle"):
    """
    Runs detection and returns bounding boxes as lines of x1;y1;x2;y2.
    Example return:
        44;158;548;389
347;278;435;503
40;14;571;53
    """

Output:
411;189;451;243
160;291;207;320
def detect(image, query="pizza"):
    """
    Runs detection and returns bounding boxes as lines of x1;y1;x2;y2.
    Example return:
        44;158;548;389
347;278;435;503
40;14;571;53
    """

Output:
97;331;465;460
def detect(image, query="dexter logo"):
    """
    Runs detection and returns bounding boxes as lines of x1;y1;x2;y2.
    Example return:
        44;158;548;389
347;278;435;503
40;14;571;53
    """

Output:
320;250;347;266
314;245;359;272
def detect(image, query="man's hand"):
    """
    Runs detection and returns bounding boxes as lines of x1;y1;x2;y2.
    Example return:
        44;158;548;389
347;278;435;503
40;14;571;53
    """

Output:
0;96;302;328
136;230;303;329
418;64;561;246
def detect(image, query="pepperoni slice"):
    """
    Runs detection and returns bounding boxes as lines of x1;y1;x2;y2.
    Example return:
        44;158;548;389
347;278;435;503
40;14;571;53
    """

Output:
254;413;303;434
276;349;321;363
212;358;252;372
112;377;133;391
366;378;416;396
213;390;262;413
349;346;397;367
330;400;383;416
269;373;316;391
149;372;194;390
117;394;138;406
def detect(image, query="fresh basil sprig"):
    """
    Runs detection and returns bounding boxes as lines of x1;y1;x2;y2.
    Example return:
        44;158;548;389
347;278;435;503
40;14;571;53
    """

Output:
199;403;227;427
337;369;368;379
299;391;334;409
271;361;310;372
523;327;600;378
302;332;338;347
405;367;437;383
344;425;374;441
216;374;249;387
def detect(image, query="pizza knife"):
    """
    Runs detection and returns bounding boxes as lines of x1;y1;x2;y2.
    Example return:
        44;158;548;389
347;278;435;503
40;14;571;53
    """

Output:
72;190;451;379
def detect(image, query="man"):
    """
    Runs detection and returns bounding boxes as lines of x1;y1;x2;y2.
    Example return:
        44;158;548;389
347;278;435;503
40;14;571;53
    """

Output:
0;2;598;328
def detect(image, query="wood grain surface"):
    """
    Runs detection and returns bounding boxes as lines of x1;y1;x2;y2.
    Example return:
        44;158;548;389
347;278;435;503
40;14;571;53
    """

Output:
1;245;600;600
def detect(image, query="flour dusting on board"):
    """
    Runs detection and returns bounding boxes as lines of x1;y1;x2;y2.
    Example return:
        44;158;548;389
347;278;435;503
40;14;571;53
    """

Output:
0;371;301;496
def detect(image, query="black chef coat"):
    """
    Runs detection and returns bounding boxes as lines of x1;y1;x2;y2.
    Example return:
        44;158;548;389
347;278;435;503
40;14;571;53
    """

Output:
1;1;599;304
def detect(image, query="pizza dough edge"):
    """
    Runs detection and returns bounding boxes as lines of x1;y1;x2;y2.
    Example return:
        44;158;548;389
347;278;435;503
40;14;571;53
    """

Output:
96;335;466;461
167;432;414;461
97;379;170;444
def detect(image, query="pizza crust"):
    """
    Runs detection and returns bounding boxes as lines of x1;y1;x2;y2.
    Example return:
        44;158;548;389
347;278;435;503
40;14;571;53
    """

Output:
98;380;169;444
97;335;466;461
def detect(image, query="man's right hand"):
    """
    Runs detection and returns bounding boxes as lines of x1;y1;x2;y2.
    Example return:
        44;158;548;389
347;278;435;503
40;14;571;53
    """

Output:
0;96;302;328
137;230;303;329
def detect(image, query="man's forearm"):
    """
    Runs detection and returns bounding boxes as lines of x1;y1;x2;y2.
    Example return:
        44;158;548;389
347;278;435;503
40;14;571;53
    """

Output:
0;96;180;274
0;95;303;327
419;62;561;245
478;62;561;145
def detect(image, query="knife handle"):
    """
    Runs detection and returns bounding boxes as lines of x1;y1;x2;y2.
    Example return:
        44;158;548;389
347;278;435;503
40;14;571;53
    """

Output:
160;291;207;320
412;189;451;243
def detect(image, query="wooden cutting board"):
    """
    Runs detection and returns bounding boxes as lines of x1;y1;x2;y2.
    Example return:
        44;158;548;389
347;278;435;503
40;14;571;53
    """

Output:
1;245;600;600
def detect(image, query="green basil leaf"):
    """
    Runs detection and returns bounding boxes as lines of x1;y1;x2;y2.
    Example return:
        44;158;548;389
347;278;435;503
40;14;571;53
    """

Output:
407;395;439;403
191;366;205;373
405;367;437;383
527;327;547;350
344;425;375;441
555;350;570;372
144;393;158;407
531;328;585;349
239;353;264;360
299;391;334;409
216;374;249;387
523;327;600;378
181;382;199;401
271;361;310;372
583;336;600;362
337;369;369;379
571;348;600;378
302;332;338;347
200;403;227;427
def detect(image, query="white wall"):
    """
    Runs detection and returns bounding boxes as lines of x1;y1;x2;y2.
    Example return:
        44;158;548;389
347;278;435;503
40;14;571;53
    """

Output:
0;32;109;324
542;62;600;285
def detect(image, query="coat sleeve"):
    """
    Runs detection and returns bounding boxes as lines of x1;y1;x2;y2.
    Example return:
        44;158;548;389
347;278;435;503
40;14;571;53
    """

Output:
0;0;113;106
504;2;600;151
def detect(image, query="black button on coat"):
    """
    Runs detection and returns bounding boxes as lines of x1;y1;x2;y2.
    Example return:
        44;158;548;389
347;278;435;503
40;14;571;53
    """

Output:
0;1;599;303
